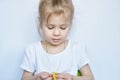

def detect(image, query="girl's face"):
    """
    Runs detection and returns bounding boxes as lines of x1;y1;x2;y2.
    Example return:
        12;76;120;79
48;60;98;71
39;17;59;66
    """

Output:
41;14;71;46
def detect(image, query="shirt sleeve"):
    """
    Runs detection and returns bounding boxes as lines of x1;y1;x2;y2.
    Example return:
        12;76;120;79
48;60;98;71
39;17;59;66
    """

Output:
20;46;36;73
76;42;90;70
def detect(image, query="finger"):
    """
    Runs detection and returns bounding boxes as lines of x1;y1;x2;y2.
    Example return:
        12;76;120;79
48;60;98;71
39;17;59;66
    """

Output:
37;73;51;79
42;76;52;80
56;73;65;79
46;77;53;80
57;78;64;80
43;74;50;78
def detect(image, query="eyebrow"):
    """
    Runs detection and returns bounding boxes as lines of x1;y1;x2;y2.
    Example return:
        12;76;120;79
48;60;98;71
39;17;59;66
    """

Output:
47;23;68;26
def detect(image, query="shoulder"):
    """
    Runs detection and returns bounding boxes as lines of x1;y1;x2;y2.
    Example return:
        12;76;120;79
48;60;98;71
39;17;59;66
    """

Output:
26;41;40;50
70;40;90;68
70;40;88;57
25;41;41;55
70;39;86;50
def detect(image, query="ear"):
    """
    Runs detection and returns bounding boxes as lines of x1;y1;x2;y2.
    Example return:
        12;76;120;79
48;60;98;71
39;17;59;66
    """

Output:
40;23;42;29
38;16;43;29
39;20;43;29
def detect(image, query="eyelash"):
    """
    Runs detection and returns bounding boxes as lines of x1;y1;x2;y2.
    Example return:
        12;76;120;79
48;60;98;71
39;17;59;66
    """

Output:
47;27;54;29
47;24;67;30
47;27;66;30
60;27;66;30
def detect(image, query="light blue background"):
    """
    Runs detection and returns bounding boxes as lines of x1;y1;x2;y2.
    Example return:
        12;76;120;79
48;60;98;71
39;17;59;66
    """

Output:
0;0;120;80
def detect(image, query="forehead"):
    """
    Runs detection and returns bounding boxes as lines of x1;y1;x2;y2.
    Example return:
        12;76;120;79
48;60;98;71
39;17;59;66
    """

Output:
47;14;70;25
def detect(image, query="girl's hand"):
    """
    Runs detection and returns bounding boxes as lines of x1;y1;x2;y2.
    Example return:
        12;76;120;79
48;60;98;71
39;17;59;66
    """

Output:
56;73;73;80
36;72;52;80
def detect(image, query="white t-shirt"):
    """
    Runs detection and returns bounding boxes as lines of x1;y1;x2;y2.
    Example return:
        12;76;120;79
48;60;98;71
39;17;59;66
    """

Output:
20;40;90;75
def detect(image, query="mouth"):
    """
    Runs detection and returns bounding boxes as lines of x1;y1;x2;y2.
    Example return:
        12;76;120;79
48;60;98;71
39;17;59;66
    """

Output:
52;39;60;42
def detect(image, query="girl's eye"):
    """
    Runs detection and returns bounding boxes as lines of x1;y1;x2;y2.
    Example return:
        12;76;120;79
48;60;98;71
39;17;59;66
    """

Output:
60;24;68;30
47;27;54;29
60;27;66;30
47;25;55;30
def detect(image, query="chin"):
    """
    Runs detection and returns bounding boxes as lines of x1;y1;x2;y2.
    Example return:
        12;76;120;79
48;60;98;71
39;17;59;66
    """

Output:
51;43;60;46
51;41;62;46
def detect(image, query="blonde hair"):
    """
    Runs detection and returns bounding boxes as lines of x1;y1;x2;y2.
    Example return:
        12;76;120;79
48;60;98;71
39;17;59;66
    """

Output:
39;0;74;25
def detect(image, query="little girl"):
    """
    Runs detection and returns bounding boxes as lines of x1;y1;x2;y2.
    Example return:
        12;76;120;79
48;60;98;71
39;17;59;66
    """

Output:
21;0;94;80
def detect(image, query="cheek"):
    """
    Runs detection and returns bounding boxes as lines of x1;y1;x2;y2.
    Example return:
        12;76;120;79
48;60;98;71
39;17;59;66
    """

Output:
61;30;70;36
43;29;52;37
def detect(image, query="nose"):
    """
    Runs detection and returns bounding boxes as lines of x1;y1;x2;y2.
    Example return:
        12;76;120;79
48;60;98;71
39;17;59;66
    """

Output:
53;28;60;36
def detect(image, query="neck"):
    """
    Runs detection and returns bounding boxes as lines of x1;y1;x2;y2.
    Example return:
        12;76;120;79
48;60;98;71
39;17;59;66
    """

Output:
42;40;67;54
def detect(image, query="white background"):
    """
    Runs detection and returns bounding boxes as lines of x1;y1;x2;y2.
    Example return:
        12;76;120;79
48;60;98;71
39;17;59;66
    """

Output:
0;0;120;80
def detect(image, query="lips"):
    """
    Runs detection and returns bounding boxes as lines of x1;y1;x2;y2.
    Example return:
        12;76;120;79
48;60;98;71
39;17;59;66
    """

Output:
52;39;60;42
